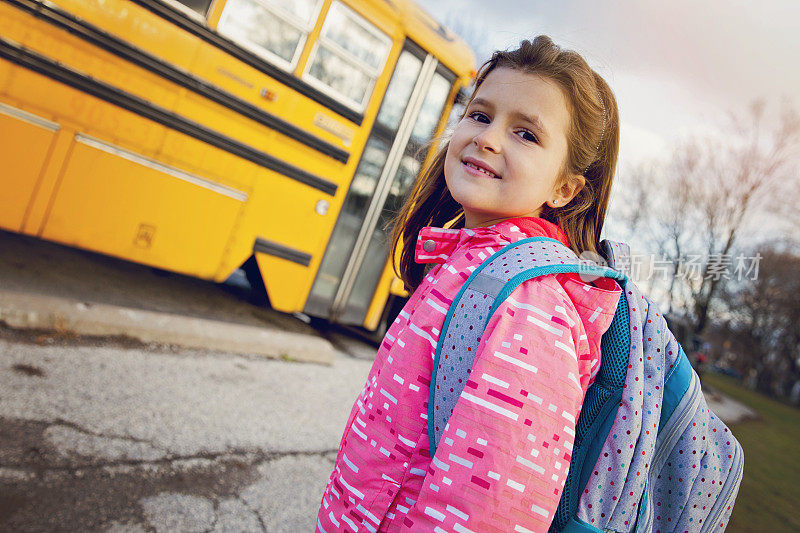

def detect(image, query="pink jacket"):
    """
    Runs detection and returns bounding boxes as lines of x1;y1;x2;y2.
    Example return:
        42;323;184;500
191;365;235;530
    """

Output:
317;217;622;533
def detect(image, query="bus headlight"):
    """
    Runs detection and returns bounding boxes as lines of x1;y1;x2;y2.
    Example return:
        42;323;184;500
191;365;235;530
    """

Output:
315;199;330;215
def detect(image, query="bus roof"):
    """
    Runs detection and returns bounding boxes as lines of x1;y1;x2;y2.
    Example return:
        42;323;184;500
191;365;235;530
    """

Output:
385;0;477;84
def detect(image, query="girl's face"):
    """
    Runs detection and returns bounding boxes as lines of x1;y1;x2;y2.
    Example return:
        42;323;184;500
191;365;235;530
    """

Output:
445;67;583;228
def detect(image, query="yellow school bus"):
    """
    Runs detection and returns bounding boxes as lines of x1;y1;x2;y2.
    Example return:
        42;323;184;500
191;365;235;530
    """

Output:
0;0;474;332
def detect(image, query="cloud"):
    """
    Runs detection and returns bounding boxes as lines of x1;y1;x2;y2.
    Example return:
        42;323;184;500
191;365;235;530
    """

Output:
618;121;669;167
422;0;800;118
420;0;800;173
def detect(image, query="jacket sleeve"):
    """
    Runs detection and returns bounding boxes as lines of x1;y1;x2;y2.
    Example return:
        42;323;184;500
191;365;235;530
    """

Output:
401;278;587;533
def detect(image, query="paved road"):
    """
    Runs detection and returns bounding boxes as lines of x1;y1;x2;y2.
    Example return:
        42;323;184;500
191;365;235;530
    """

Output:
0;229;378;531
1;327;372;532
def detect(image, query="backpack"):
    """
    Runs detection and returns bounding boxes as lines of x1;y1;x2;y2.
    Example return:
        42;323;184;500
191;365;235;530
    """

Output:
428;237;744;533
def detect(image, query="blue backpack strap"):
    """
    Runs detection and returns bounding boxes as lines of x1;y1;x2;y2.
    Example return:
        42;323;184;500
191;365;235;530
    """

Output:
548;239;634;531
428;237;626;454
549;289;631;532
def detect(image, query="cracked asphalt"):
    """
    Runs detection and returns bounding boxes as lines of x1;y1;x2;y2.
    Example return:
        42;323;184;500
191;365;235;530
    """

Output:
0;326;372;532
0;229;383;531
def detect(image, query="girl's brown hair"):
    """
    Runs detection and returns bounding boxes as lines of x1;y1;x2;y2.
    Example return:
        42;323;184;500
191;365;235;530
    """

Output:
390;35;620;290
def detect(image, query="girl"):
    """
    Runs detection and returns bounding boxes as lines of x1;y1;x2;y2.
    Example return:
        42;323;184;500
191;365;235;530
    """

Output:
317;36;622;532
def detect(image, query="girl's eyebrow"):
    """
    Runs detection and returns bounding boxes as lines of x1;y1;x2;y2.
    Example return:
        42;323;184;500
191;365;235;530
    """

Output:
511;110;549;141
470;97;548;141
470;97;493;109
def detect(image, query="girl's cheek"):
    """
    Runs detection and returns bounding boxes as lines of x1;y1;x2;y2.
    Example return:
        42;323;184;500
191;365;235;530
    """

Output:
456;117;474;133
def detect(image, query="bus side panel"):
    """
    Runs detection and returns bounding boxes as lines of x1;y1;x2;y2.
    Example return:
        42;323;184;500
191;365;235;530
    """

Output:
156;125;258;195
170;90;340;188
13;2;350;198
186;36;356;155
0;106;59;233
54;0;202;68
219;168;338;312
54;0;356;159
253;253;308;313
41;136;246;279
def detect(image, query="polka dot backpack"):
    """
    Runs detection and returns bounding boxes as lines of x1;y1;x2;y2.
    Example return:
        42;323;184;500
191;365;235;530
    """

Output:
429;237;744;532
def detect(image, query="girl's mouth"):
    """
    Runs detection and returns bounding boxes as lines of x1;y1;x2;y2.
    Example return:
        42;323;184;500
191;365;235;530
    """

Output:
463;161;500;179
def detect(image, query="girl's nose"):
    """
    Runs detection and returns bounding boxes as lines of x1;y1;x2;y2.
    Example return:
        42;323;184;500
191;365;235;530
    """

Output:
473;126;502;153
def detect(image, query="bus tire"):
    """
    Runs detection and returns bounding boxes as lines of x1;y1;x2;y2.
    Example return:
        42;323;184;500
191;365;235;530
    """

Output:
242;256;270;307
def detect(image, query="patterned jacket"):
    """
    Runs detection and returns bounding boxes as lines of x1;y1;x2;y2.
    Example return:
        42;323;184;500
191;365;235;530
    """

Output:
317;217;622;532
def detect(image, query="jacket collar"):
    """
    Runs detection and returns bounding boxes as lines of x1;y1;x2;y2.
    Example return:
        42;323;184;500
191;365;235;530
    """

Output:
415;217;569;264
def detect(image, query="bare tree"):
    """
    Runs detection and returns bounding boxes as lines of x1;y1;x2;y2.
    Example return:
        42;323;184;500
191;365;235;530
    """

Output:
654;144;705;316
689;101;799;334
722;245;800;397
632;101;800;335
608;161;659;241
607;162;674;299
776;169;800;241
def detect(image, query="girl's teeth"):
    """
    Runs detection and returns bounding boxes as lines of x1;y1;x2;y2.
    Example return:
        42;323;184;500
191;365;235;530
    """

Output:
465;162;497;178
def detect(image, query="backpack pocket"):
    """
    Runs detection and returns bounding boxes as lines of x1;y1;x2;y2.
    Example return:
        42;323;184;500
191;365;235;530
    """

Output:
648;366;744;533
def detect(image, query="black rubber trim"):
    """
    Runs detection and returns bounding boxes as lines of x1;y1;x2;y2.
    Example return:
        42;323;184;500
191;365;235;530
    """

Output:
6;0;349;164
129;0;364;125
0;37;338;196
403;39;428;60
254;237;312;267
434;61;458;82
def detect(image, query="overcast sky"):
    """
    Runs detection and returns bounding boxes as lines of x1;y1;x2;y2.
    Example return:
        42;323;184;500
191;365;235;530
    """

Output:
419;0;800;169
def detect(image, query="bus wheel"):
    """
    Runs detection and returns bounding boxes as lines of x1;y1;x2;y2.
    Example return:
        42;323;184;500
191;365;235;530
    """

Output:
242;256;269;307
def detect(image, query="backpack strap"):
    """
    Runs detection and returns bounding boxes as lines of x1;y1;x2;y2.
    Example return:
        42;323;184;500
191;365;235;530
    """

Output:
428;237;627;454
599;239;632;274
550;288;631;532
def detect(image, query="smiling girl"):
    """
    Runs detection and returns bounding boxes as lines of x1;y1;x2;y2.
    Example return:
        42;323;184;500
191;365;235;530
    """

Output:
317;36;621;532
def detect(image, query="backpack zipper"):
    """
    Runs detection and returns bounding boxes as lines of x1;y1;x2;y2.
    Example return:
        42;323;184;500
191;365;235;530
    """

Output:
633;482;652;533
698;438;744;533
650;373;702;483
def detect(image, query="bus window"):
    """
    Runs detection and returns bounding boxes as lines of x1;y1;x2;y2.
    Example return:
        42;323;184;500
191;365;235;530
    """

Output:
410;73;452;143
304;1;392;111
304;48;424;317
376;52;424;131
218;0;322;68
339;70;455;324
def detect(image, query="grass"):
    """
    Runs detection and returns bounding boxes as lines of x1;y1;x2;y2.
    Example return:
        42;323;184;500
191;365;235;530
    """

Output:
701;372;800;532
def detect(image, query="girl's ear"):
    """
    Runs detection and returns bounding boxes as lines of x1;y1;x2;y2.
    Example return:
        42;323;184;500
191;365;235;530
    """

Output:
548;174;585;207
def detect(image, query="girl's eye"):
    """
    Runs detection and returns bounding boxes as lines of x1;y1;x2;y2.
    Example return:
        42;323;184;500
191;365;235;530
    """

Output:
516;129;539;143
468;111;490;123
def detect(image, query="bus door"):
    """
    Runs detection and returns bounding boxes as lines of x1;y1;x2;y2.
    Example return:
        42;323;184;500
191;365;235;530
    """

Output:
304;42;455;325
